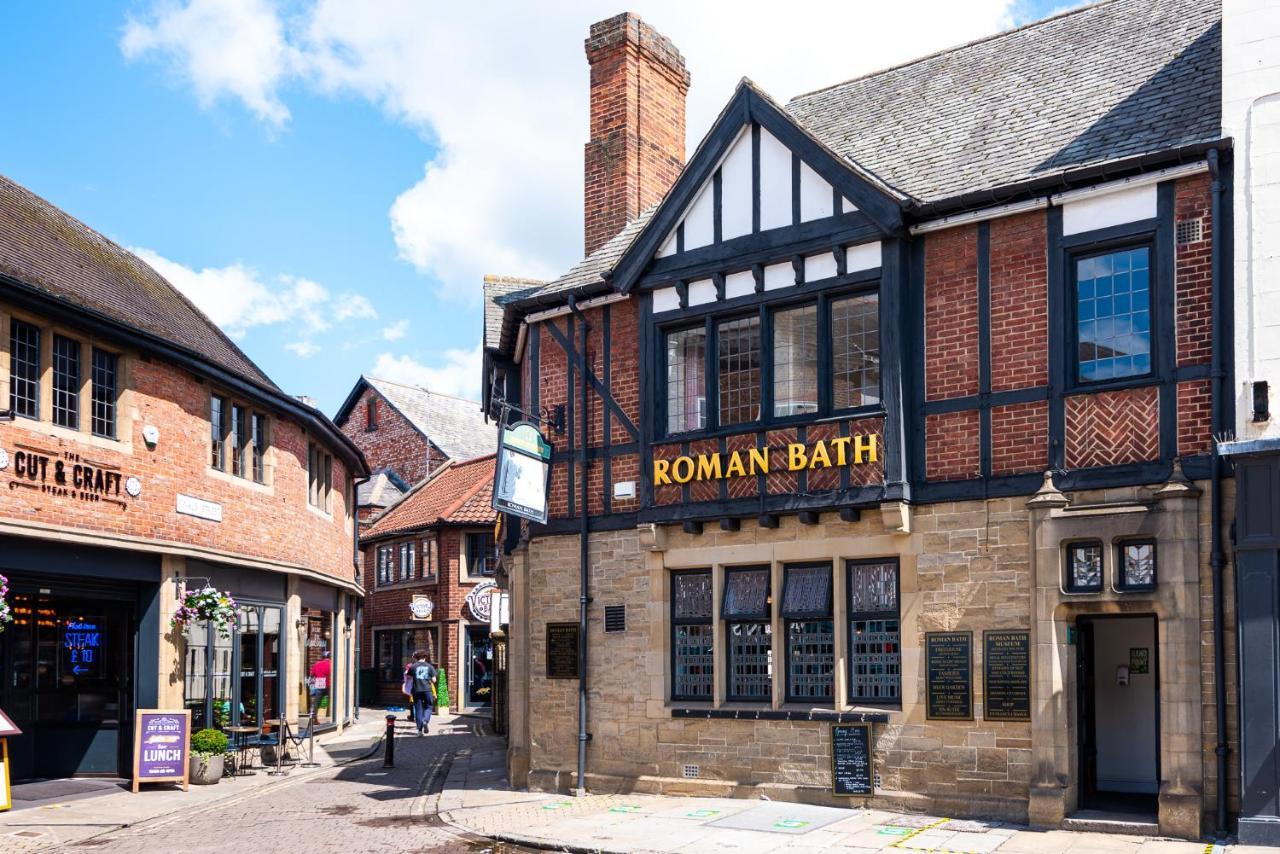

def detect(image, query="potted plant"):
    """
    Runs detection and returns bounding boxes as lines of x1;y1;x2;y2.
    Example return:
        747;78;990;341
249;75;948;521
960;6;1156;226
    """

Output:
189;728;228;785
436;667;451;713
170;585;237;639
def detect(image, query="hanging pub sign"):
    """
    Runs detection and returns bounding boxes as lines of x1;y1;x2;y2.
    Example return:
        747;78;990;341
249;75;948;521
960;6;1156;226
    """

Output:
466;580;498;622
0;442;141;510
653;434;879;487
493;421;553;524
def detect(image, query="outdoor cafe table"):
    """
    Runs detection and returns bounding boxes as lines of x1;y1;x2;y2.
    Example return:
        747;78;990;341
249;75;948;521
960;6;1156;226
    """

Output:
223;725;259;777
263;719;294;776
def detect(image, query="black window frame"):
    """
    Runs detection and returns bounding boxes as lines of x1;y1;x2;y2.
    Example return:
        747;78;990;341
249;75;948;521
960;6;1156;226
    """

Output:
398;541;415;582
781;562;834;704
51;334;81;430
663;323;709;434
465;531;498;577
230;404;246;478
210;395;227;470
670;569;714;702
9;318;42;420
1064;540;1105;593
846;558;902;706
1115;538;1157;592
722;565;772;703
421;535;438;583
1067;237;1157;392
250;412;267;483
375;545;393;587
655;278;882;441
90;347;119;439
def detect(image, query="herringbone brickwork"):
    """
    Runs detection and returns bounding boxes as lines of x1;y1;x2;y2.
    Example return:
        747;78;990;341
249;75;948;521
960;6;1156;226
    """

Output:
1065;387;1160;469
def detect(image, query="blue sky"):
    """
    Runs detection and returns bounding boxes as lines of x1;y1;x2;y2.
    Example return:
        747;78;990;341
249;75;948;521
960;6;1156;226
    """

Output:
0;0;1064;416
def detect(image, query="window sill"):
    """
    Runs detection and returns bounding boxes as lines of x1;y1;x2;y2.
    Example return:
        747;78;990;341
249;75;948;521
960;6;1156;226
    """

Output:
306;502;334;521
206;465;273;494
1064;374;1159;396
4;416;132;454
373;578;437;591
670;706;889;723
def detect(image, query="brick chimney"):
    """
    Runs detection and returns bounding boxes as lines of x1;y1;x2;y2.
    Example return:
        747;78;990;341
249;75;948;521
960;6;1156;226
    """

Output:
583;13;690;256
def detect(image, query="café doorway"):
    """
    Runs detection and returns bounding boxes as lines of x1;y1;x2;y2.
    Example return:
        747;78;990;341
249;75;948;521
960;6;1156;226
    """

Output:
464;625;493;708
1075;614;1159;817
0;582;135;781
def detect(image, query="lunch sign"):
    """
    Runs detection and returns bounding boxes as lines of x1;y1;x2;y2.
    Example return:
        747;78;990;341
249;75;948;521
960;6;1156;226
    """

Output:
132;709;191;792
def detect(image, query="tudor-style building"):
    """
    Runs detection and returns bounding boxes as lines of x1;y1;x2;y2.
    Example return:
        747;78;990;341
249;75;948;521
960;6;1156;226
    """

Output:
358;454;499;711
484;1;1237;840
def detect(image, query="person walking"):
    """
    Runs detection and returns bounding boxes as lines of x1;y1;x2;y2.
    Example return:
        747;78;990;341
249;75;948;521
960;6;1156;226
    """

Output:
406;650;437;736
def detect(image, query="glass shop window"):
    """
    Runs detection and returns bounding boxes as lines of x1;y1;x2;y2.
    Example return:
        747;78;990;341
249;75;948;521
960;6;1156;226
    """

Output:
1065;541;1104;593
671;570;713;701
832;292;880;408
847;559;900;704
666;326;707;434
1075;246;1151;382
782;563;834;703
723;566;772;702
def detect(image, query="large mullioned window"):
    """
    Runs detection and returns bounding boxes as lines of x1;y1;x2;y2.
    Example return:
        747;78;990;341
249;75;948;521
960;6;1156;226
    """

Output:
671;570;713;701
783;564;834;703
9;319;41;419
723;567;772;701
847;560;900;703
660;287;880;437
1074;246;1151;383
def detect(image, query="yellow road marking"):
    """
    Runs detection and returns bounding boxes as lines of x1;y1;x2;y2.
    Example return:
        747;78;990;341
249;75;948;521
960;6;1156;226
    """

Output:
889;817;951;850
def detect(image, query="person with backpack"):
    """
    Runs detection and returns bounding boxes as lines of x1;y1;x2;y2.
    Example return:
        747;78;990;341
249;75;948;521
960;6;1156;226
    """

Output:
402;650;437;736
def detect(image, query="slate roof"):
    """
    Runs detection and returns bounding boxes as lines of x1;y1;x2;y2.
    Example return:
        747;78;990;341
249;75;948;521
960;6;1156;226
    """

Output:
363;454;497;538
483;275;543;349
358;467;409;509
362;376;497;461
785;0;1221;205
0;173;277;390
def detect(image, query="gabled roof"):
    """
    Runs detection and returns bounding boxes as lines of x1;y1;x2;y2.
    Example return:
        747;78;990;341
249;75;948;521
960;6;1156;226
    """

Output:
363;454;497;539
335;375;496;462
358;467;409;509
0;173;277;390
483;275;544;351
786;0;1221;207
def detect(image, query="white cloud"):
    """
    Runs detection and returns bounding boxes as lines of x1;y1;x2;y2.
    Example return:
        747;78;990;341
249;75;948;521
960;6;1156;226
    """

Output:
370;346;483;400
382;319;409;341
123;1;1018;300
132;246;378;358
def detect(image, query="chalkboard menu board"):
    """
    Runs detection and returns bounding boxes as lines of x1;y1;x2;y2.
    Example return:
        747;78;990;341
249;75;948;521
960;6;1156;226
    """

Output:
983;630;1031;722
925;631;973;721
830;723;874;796
546;622;580;680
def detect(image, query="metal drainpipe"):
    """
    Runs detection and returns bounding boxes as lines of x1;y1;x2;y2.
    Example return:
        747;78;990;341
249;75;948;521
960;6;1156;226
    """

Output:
569;296;592;796
1208;147;1228;837
352;474;369;717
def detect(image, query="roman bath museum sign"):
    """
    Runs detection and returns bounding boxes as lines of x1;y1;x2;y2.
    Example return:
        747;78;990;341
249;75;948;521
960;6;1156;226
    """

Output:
652;434;879;486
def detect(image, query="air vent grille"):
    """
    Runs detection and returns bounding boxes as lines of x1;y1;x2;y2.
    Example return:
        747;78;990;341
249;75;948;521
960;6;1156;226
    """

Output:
682;764;700;779
1176;217;1203;246
604;604;626;633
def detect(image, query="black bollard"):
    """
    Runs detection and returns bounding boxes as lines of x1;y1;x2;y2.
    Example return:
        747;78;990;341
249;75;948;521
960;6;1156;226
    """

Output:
383;714;396;768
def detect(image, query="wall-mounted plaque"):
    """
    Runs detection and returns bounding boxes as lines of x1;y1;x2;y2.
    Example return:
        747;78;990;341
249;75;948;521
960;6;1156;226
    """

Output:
1129;647;1150;674
983;630;1031;722
925;631;973;721
546;622;581;680
830;723;874;797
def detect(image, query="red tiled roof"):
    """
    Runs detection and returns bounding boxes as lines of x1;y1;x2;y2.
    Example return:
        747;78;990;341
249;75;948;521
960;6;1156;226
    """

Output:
364;454;496;538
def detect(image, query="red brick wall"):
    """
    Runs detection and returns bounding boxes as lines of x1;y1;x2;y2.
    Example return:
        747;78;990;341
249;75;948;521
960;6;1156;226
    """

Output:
360;527;489;709
339;387;441;487
991;401;1049;476
924;225;979;402
989;212;1048;392
1176;174;1214;368
1065;387;1160;468
0;319;355;583
584;14;688;255
925;410;980;482
1177;380;1213;457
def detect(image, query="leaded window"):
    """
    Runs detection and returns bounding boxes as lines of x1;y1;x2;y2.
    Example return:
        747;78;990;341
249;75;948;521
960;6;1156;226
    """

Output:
376;545;393;586
251;413;267;483
666;327;706;434
671;570;713;701
772;304;818;417
9;319;40;419
399;542;415;581
832;292;880;408
210;396;227;470
717;315;760;426
848;559;900;704
230;404;246;478
52;335;80;429
1066;542;1103;593
724;567;771;701
1118;540;1156;590
1075;246;1151;382
783;564;833;702
91;348;118;439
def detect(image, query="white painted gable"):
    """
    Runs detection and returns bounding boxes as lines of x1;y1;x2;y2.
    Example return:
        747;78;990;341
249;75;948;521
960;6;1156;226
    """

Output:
660;124;856;257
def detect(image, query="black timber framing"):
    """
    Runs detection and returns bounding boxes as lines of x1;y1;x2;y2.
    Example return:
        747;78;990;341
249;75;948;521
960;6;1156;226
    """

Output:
603;302;612;514
908;237;926;485
880;239;908;498
639;293;655;508
543;319;639;441
1047;206;1066;471
1155;181;1178;462
977;223;992;479
610;82;903;294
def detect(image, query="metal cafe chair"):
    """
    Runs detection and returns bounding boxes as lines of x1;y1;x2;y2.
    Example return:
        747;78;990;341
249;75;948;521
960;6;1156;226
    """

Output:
287;713;320;768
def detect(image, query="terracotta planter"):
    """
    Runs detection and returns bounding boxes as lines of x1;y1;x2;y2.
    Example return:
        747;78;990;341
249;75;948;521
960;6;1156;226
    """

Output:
189;752;224;785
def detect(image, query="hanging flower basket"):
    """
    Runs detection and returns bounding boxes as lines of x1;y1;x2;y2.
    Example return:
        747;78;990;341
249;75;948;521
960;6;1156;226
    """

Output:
171;585;237;639
0;573;12;633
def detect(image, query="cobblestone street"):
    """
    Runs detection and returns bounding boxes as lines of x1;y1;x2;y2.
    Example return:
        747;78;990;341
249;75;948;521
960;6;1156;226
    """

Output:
13;718;505;854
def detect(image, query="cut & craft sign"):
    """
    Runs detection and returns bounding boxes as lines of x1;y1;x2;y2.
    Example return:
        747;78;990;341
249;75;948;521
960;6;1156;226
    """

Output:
0;443;140;509
653;435;879;486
